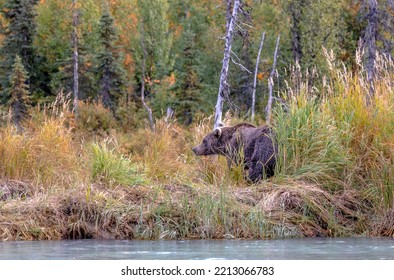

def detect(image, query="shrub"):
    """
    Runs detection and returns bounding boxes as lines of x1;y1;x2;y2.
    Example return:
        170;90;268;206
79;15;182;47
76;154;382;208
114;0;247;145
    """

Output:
76;102;115;134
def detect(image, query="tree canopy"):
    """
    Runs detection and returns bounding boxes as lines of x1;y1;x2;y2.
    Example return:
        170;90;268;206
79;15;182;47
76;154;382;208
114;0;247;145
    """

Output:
0;0;392;125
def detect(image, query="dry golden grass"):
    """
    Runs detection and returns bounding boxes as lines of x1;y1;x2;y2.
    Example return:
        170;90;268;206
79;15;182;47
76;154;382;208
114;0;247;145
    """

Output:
0;178;376;240
138;119;193;182
0;118;82;188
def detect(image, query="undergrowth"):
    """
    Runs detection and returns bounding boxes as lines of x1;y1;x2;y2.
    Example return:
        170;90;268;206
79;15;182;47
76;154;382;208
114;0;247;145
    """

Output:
0;52;393;240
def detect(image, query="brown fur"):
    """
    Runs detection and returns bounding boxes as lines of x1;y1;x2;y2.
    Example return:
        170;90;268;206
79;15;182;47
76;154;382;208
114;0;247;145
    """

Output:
192;123;276;182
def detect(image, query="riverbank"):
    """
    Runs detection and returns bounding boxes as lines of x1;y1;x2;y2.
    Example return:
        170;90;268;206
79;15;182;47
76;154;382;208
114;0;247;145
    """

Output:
1;178;393;240
1;57;393;240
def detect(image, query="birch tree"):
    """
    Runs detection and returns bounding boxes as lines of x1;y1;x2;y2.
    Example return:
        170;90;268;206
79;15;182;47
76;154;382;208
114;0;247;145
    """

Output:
72;0;79;115
214;0;240;129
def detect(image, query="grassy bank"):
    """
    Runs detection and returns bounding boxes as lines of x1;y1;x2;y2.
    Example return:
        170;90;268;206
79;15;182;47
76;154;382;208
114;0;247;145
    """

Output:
0;56;393;240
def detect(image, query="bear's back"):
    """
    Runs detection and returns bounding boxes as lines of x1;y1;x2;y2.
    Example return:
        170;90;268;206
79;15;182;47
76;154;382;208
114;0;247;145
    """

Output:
236;124;272;141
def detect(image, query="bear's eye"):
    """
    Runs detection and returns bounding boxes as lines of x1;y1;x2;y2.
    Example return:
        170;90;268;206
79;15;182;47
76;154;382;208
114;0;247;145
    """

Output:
202;139;207;145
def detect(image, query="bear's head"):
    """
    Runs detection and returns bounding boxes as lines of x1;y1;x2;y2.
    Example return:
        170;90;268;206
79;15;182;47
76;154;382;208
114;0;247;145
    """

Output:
192;127;229;156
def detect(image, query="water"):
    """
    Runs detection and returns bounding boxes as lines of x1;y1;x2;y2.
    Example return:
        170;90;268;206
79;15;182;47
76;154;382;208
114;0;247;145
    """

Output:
0;238;393;260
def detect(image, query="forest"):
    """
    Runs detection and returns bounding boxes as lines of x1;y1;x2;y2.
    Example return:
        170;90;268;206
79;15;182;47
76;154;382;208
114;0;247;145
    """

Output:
0;0;393;240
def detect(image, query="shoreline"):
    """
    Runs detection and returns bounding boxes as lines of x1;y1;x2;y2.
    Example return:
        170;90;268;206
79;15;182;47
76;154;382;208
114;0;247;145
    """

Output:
1;179;392;241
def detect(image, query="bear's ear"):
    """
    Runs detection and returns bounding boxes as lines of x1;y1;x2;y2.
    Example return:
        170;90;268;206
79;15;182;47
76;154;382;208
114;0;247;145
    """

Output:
214;127;222;138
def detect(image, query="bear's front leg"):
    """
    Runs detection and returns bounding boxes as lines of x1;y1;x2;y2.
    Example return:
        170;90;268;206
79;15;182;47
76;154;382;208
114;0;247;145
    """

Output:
247;161;263;182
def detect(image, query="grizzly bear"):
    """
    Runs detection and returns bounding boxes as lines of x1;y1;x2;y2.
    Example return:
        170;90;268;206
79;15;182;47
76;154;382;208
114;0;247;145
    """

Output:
192;123;276;182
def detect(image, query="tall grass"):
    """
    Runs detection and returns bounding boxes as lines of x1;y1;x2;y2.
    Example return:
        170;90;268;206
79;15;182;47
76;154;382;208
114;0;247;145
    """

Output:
274;51;393;208
0;118;81;188
274;93;349;189
90;140;146;187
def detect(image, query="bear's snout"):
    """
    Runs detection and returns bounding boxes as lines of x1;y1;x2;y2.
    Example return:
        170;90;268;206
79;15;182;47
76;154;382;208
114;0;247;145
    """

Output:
192;146;199;155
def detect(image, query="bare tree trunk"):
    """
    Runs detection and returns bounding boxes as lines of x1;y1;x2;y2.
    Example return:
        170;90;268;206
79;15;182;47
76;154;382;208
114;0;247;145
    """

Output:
266;35;280;125
72;0;79;116
140;23;155;131
214;0;240;129
364;0;378;106
289;0;303;65
101;70;112;109
251;31;265;122
225;0;232;30
165;106;174;124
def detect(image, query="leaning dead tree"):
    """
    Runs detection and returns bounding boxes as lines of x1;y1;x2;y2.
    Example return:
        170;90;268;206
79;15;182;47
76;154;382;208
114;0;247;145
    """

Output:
214;0;240;129
266;34;280;125
139;23;155;131
72;0;79;116
251;31;265;122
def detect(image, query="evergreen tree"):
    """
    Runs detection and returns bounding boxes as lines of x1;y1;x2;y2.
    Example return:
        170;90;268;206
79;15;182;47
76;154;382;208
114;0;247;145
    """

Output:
96;9;125;110
170;0;209;125
136;0;174;119
8;55;30;132
0;0;41;103
137;0;173;81
172;28;201;125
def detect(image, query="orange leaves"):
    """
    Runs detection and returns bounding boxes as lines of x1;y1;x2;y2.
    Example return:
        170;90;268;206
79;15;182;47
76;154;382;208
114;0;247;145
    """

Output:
128;12;138;27
174;24;183;38
257;72;264;81
168;72;176;86
124;53;133;67
144;73;176;88
144;76;161;86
